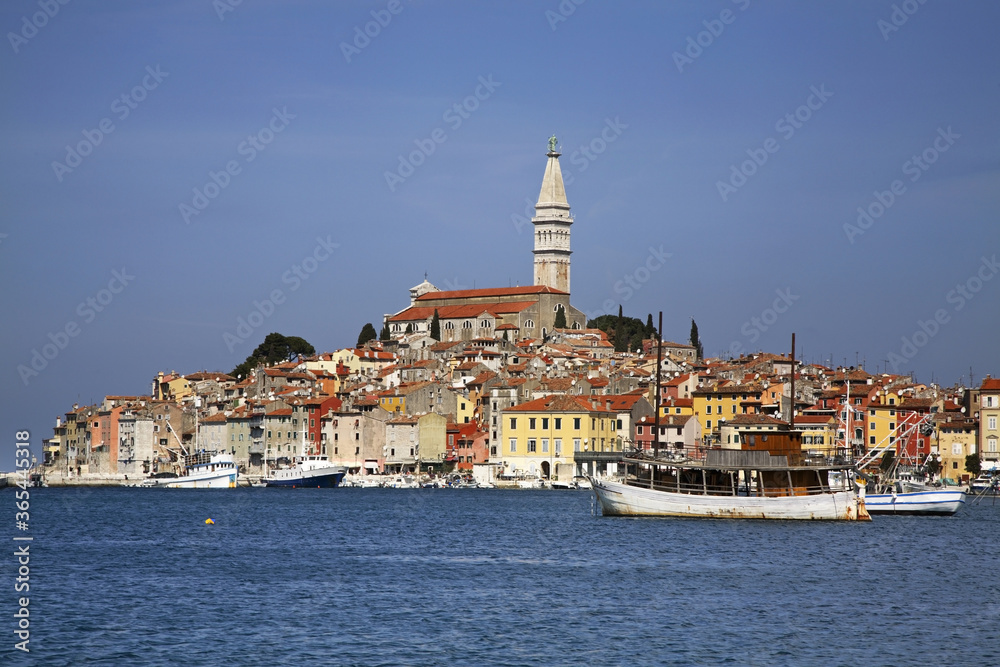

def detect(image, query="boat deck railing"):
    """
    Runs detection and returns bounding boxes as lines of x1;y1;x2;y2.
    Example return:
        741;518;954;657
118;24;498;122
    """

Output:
626;476;842;497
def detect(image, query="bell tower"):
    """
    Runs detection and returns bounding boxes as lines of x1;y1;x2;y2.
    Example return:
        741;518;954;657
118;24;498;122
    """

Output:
532;136;572;294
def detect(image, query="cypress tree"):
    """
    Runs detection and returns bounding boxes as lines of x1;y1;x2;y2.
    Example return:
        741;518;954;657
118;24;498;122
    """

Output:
689;319;704;360
554;305;567;329
430;309;441;340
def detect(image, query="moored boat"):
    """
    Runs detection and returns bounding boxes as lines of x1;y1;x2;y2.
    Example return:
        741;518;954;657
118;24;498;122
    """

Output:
592;447;869;521
862;481;966;515
149;451;238;489
264;455;346;488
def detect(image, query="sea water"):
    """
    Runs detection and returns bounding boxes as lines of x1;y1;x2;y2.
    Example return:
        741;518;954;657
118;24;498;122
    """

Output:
8;487;1000;666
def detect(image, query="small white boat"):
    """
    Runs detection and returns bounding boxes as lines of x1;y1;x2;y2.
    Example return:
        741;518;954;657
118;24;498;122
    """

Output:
863;482;966;516
149;452;238;489
549;479;576;490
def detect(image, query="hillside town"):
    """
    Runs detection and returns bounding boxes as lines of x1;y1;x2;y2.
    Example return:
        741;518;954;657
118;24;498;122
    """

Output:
35;141;1000;487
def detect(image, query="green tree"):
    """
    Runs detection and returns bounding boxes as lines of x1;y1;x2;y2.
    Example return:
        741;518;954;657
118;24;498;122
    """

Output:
357;323;377;347
554;305;567;329
379;322;391;341
645;313;655;339
430;309;441;340
965;453;982;477
689;319;704;360
588;311;646;354
231;333;315;378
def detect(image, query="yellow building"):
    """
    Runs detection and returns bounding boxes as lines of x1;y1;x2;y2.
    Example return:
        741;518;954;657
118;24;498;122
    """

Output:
932;412;978;483
658;396;694;418
979;378;1000;466
502;394;617;481
691;383;763;440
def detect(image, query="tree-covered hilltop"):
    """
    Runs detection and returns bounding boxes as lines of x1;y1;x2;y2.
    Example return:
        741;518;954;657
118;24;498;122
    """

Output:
587;308;657;353
231;332;315;379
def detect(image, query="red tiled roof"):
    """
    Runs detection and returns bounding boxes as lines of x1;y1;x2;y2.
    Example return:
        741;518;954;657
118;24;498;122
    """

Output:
389;301;536;322
507;394;615;414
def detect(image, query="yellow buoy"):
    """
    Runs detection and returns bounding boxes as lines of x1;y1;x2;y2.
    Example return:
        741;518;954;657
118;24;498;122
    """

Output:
205;518;215;525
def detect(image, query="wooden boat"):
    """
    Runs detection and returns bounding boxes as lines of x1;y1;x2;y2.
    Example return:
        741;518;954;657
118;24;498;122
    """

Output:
592;445;868;521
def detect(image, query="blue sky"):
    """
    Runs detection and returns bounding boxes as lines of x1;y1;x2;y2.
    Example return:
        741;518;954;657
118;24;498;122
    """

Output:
2;0;998;468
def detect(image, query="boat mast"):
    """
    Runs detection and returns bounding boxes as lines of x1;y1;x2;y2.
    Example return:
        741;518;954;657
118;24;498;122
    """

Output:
653;311;663;460
790;333;796;430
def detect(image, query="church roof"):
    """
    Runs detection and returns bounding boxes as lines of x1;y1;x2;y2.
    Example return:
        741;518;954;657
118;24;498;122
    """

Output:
414;285;567;301
388;301;537;322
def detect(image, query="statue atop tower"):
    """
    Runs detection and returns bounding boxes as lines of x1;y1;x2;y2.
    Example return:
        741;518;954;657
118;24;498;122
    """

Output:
532;137;573;294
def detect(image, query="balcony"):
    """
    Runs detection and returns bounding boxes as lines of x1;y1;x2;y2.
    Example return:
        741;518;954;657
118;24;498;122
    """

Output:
248;441;264;454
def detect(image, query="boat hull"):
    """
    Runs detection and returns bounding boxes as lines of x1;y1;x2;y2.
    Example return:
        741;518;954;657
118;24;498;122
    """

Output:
153;471;237;489
864;490;965;515
591;477;870;521
264;470;345;488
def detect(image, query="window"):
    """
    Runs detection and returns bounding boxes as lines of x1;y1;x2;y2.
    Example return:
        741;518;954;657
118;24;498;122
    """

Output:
706;406;712;415
637;425;643;435
990;417;997;431
529;418;536;430
509;438;517;453
528;439;537;453
542;439;549;453
268;430;272;438
523;319;534;329
542;418;549;430
574;418;581;430
732;405;736;414
988;438;998;453
554;418;561;430
870;422;875;430
463;320;473;329
574;438;581;452
706;420;712;429
310;419;315;427
555;439;562;456
510;418;517;430
461;402;466;410
444;321;454;330
987;396;996;408
952;443;962;456
675;408;681;414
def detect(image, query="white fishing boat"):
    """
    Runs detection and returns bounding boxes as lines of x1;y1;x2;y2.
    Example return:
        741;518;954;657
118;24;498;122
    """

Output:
150;451;238;489
854;419;965;516
264;423;345;488
861;480;965;515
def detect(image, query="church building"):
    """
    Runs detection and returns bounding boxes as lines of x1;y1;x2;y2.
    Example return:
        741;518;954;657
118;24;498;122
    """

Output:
384;139;587;342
